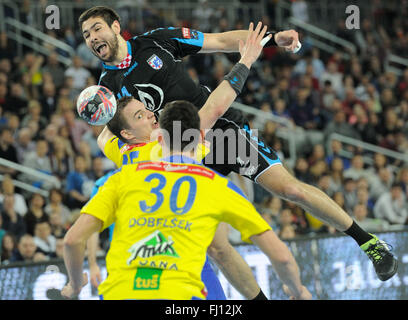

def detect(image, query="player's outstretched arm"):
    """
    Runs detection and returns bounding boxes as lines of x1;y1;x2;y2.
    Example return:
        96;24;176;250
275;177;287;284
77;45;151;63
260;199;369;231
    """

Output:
200;26;299;53
199;22;269;130
250;230;312;300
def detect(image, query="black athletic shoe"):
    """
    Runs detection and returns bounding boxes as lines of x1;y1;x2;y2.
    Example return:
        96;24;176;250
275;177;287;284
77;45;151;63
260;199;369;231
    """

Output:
361;234;398;281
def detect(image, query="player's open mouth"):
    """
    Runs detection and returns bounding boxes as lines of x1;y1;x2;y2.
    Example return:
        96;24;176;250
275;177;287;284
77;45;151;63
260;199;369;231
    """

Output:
94;43;108;56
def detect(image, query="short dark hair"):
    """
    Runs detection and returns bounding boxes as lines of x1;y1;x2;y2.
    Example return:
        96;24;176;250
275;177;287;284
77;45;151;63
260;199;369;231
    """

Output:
159;100;201;152
78;6;121;31
107;96;134;144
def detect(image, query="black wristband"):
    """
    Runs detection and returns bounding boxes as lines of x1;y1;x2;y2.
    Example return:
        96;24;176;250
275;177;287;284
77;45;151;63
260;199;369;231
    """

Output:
252;289;268;300
264;31;279;47
224;63;250;95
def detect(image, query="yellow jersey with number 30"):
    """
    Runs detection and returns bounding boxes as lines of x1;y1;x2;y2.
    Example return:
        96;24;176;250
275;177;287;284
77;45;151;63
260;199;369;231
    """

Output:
81;156;271;300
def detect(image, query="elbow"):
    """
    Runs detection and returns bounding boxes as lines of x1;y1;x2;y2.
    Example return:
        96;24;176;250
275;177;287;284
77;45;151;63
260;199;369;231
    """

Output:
273;251;292;266
210;102;227;120
64;232;76;247
64;229;82;247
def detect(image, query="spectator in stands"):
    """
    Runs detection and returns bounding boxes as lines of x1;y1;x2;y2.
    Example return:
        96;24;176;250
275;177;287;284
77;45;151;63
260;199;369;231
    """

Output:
20;139;54;189
374;183;408;226
0;127;18;177
64;55;91;96
323;110;361;144
343;178;358;214
50;137;75;182
328;157;344;194
24;193;48;236
7;82;28;117
9;234;47;263
66;155;92;209
279;224;297;240
369;166;394;200
0;174;28;217
356;187;375;217
0;32;15;61
39;81;58;118
42;52;66;89
277;208;296;235
78;140;92;171
308;160;328;185
21;100;48;131
289;88;319;130
33;221;56;258
14;127;35;164
353;203;390;233
42;123;59;152
7;113;20;141
396;166;408;196
44;188;71;227
0;232;17;264
62;109;90;153
76;41;100;72
320;61;343;98
1;194;26;239
52;237;65;259
308;144;326;166
294;157;313;184
192;0;216;32
285;201;309;235
343;154;370;181
316;174;332;197
49;211;67;239
81;125;104;157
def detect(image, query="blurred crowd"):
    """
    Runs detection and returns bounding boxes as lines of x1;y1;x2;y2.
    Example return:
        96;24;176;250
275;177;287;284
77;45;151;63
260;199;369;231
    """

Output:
0;0;408;264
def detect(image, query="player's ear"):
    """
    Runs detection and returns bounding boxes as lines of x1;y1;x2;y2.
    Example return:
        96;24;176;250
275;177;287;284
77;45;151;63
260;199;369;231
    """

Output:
120;129;133;142
111;20;121;35
157;130;164;147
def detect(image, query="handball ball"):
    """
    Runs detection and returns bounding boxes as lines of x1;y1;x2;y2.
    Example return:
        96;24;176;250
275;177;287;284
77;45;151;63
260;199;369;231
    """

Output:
77;85;117;125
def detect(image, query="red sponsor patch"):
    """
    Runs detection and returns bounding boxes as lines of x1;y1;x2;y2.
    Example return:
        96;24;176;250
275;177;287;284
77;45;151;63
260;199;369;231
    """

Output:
201;286;208;298
136;161;215;179
120;143;147;154
182;27;191;39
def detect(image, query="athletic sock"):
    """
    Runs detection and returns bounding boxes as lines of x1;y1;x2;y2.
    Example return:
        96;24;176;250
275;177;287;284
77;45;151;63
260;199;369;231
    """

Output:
344;220;374;246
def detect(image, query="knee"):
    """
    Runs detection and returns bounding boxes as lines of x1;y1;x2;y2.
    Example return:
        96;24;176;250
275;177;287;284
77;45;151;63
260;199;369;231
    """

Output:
280;181;307;203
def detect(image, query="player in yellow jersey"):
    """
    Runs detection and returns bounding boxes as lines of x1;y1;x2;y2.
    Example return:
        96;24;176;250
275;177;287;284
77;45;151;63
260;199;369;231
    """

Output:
62;100;312;300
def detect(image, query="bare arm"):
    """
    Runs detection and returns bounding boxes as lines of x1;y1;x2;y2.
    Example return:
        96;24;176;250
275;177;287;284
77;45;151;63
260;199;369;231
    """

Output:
62;214;103;298
97;125;115;156
199;22;269;129
207;222;261;299
87;232;102;288
200;29;299;53
250;230;311;300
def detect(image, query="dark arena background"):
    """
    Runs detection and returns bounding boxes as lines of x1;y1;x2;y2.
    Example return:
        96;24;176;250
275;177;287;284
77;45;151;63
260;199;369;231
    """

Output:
0;0;408;301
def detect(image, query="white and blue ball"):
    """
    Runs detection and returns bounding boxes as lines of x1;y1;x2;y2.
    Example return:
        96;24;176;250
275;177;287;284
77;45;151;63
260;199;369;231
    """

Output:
76;85;117;125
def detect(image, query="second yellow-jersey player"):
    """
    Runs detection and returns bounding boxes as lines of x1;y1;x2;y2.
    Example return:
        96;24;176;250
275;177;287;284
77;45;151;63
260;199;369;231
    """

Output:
104;136;209;168
81;155;271;300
